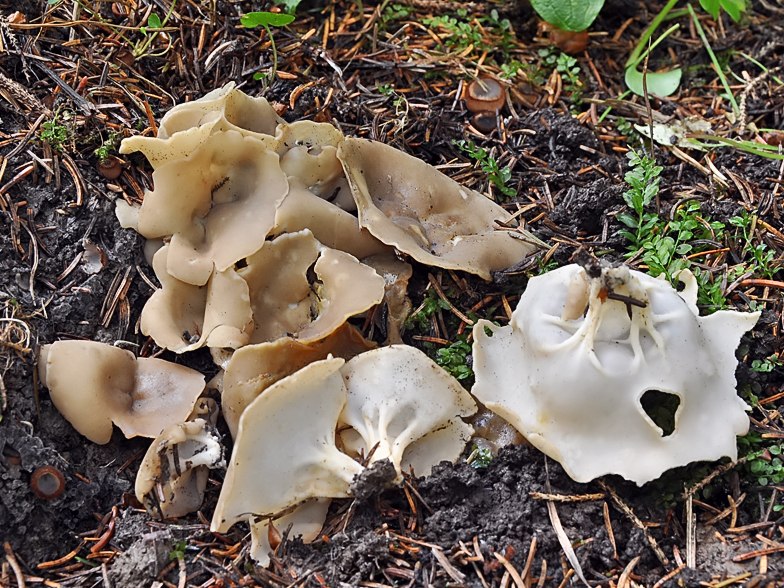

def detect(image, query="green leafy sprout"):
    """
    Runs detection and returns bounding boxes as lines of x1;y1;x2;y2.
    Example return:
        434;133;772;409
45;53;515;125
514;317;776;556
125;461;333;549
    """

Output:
466;444;493;469
94;132;120;162
424;9;514;60
242;11;296;83
455;140;516;201
170;540;187;561
40;111;73;152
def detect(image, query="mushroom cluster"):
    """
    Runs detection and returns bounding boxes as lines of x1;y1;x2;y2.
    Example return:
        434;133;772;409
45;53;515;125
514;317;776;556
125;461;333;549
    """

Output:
37;84;761;567
113;83;534;354
39;83;535;561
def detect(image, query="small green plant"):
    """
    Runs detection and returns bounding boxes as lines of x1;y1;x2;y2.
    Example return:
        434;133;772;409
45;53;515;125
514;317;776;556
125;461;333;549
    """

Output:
617;149;663;251
455;140;516;201
530;0;604;32
466;444;493;469
739;433;784;487
376;83;409;135
434;335;473;383
616;116;641;147
750;354;782;373
424;9;514;59
405;289;450;332
170;540;187;561
728;209;782;279
40;111;73;152
94;132;119;162
272;0;302;14
556;52;583;103
381;3;414;26
241;11;296;82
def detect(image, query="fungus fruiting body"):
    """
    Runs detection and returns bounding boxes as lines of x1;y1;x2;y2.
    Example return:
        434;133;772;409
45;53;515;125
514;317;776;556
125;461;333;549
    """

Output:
39;340;206;444
473;265;759;484
30;466;66;500
472;263;760;485
339;345;477;480
464;78;506;113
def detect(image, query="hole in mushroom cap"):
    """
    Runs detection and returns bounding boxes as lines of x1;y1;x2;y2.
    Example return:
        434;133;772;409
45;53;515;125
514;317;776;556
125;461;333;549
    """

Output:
464;78;505;113
639;390;681;437
31;466;66;500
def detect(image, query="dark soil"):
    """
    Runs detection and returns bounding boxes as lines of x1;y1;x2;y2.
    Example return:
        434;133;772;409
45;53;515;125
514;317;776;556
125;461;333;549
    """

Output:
1;0;784;586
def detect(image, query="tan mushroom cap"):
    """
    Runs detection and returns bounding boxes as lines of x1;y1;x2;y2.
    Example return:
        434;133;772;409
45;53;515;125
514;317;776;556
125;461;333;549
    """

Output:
135;416;224;519
136;130;288;286
338;345;477;480
338;138;535;280
361;254;413;345
156;82;284;140
141;245;253;353
39;340;205;444
239;230;385;345
222;323;376;439
211;357;363;533
272;178;391;259
249;498;331;566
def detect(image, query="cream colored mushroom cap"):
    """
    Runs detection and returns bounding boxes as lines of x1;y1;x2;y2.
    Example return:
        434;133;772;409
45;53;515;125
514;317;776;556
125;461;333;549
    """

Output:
222;323;375;440
339;345;477;479
137;130;288;286
140;244;252;353
39;340;205;444
471;264;760;485
337;138;535;280
135;418;224;519
211;357;363;533
272;178;391;259
240;230;385;345
248;498;331;566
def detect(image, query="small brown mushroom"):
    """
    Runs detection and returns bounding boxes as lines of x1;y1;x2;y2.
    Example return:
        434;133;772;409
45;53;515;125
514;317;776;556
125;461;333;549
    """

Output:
31;466;66;500
464;78;506;113
96;155;123;180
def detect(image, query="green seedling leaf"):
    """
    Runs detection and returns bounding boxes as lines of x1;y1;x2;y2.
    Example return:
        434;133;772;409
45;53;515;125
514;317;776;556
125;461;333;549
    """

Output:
699;0;721;18
530;0;604;32
625;66;682;97
273;0;302;14
147;13;162;29
700;0;744;21
241;11;296;29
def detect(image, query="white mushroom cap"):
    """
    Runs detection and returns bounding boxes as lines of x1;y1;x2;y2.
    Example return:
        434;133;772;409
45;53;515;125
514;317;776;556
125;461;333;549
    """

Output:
239;230;385;345
39;341;205;444
338;345;477;480
222;323;376;440
211;357;363;533
337;138;535;280
135;416;225;519
140;245;252;353
249;498;331;566
471;264;760;485
136;130;288;286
